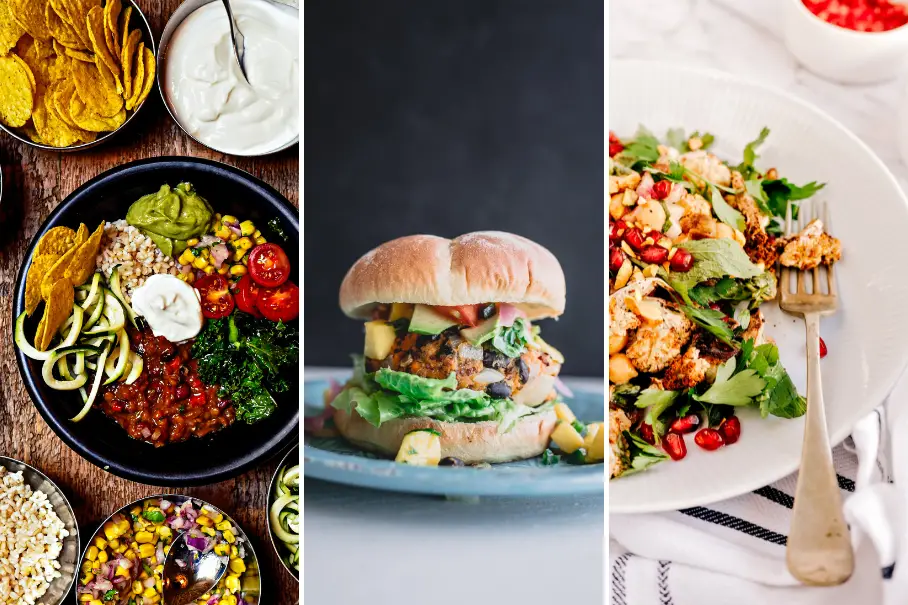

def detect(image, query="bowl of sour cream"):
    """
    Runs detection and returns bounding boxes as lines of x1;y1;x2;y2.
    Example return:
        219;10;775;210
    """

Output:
158;0;299;156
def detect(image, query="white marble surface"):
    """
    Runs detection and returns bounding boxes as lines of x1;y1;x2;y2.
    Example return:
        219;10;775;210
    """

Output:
610;0;908;191
302;369;604;605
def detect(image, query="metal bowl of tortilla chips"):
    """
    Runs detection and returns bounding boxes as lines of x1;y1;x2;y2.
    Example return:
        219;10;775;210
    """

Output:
0;0;156;151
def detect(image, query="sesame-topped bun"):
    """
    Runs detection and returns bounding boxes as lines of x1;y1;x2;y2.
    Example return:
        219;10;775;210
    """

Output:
339;231;566;320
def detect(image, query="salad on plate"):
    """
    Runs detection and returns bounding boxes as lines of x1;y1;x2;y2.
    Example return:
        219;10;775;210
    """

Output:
608;127;842;479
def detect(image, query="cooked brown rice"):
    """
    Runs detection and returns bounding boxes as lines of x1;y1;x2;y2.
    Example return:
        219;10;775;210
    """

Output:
0;467;69;605
95;220;178;301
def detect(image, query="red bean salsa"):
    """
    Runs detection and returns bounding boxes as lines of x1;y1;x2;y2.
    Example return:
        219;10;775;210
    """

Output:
100;325;235;447
803;0;908;32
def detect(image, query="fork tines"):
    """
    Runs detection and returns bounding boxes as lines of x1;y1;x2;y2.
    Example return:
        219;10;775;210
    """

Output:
779;200;837;312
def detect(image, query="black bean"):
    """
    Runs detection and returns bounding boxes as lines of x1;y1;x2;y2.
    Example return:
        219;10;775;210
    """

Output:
439;457;465;467
480;304;496;320
487;381;512;399
516;358;529;383
483;349;508;369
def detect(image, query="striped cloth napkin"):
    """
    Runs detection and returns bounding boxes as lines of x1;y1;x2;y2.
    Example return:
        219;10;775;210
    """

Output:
610;370;908;605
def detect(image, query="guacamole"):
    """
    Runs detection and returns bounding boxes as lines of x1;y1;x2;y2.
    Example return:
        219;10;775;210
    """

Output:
126;183;214;257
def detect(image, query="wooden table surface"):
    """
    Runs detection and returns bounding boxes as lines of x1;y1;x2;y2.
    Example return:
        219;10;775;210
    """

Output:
0;2;299;603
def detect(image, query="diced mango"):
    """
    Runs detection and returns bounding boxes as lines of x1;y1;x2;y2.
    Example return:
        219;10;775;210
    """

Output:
94;536;107;550
587;422;605;462
551;421;584;454
554;402;577;424
215;520;232;531
395;430;441;466
389;303;414;321
364;321;396;360
214;543;230;556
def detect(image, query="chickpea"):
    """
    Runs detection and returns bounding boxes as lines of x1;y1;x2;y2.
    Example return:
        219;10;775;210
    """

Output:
628;200;667;232
716;223;736;241
609;354;638;384
609;331;628;355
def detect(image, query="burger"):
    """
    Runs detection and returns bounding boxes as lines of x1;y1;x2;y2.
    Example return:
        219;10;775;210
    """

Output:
329;231;570;465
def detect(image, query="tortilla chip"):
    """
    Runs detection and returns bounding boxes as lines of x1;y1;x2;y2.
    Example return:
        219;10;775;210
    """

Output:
15;35;51;97
44;0;83;50
40;242;78;299
37;279;73;351
10;0;51;41
25;253;60;316
60;0;99;50
119;27;138;99
69;88;122;131
33;225;76;257
130;46;154;109
33;313;47;351
33;86;87;147
103;0;119;59
51;77;77;126
61;42;93;62
125;41;142;108
74;223;88;244
70;57;121;116
85;6;119;93
0;0;25;56
10;53;35;94
118;5;131;60
64;221;104;285
0;54;34;127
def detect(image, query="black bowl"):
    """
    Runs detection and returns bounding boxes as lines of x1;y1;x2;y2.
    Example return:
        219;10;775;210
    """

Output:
13;157;299;486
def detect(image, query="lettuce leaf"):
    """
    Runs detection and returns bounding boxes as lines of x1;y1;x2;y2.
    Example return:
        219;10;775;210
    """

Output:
492;318;532;358
666;238;763;304
374;368;456;401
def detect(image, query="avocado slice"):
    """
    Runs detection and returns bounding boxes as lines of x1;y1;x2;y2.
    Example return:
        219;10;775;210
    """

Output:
409;304;457;335
460;315;500;345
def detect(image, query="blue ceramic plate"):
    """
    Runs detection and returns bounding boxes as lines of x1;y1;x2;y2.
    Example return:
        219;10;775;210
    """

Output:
304;379;604;497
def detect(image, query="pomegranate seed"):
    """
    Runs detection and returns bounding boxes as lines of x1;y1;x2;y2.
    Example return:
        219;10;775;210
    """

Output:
720;416;741;445
669;414;700;434
609;221;618;240
651;179;672;200
609;247;626;272
819;336;828;358
624;228;645;251
669;248;694;272
663;432;687;460
639;245;669;264
694;428;725;451
639;423;655;445
609;131;624;157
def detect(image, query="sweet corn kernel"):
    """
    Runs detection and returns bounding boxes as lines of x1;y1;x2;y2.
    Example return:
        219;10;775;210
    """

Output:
196;515;213;527
229;265;246;276
90;600;102;605
81;573;94;584
215;226;232;240
130;506;142;516
116;565;131;578
79;594;93;602
223;529;236;544
230;546;238;558
233;249;245;262
135;531;155;544
213;543;230;556
221;595;238;605
156;577;163;593
178;250;194;265
81;560;93;573
102;522;117;541
133;581;143;594
203;265;215;275
254;236;267;245
142;586;157;598
154;564;164;575
97;550;108;563
139;543;156;558
201;526;216;537
229;232;239;242
118;519;131;532
217;265;229;275
108;539;120;550
116;544;128;554
198;595;211;602
94;536;107;550
240;220;256;236
228;558;246;574
86;545;99;561
224;576;240;593
222;215;238;225
192;257;208;269
124;550;136;561
157;526;172;539
236;236;253;250
215;520;232;531
211;513;224;523
253;229;261;238
186;237;200;247
131;541;139;551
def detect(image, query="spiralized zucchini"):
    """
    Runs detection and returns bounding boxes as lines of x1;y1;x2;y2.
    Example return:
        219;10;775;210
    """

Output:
270;463;299;572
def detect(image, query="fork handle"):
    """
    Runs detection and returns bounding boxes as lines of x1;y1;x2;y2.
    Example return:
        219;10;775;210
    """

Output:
786;312;854;585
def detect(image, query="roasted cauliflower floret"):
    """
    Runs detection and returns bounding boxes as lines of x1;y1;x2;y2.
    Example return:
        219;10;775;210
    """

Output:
679;150;732;187
624;300;693;373
609;407;633;479
778;219;842;270
661;344;712;390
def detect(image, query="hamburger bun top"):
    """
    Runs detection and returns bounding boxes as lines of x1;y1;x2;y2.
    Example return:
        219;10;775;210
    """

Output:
339;231;566;320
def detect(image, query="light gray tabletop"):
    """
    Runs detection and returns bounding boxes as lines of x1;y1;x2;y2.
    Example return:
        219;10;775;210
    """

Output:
303;369;605;605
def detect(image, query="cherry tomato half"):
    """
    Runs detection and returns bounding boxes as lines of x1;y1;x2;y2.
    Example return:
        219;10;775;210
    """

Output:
248;243;291;288
235;275;263;317
256;281;299;322
433;304;482;327
194;274;235;319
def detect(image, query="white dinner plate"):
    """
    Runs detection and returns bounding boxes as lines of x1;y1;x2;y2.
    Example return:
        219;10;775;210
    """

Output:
610;60;908;513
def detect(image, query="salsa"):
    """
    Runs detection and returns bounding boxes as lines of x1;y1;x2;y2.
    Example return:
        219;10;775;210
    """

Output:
100;325;235;447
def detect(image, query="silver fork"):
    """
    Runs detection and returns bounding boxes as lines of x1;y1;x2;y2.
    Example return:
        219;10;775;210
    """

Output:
779;200;853;586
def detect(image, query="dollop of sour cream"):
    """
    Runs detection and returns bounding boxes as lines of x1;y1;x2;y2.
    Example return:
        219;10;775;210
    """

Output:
164;0;299;155
131;275;204;343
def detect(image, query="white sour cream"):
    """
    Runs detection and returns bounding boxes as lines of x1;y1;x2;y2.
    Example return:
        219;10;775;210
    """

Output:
164;0;299;155
131;275;204;343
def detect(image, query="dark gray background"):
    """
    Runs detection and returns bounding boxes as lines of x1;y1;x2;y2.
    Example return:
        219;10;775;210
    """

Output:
304;0;604;377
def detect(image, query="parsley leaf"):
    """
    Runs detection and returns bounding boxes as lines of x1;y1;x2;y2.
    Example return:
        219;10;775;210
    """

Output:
615;126;661;169
665;127;687;151
541;449;561;465
710;186;746;231
762;178;825;218
620;431;670;476
695;358;766;405
634;388;679;441
746;343;807;418
735;127;770;178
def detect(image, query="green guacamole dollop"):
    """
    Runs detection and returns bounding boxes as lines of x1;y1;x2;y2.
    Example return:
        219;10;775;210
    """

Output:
126;182;214;257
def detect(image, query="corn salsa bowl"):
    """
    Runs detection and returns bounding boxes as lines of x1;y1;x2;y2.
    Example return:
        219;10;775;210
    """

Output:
76;495;261;605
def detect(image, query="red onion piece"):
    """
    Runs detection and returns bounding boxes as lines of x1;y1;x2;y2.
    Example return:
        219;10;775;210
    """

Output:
554;377;574;398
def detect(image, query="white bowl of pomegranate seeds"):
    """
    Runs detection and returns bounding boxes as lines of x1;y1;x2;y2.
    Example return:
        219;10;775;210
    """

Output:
611;60;908;512
783;0;908;84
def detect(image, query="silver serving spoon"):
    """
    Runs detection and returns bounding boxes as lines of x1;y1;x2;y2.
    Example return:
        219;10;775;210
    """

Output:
221;0;251;85
162;532;229;605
